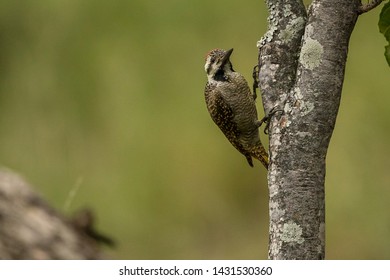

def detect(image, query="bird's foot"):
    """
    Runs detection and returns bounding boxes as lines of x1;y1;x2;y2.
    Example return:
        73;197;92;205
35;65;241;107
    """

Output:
256;107;284;134
252;65;259;100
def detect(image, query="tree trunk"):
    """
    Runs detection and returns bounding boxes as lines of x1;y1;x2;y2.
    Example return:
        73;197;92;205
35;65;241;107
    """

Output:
258;0;360;259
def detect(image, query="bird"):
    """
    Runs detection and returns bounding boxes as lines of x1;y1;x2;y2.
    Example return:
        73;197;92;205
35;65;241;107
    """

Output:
204;48;269;169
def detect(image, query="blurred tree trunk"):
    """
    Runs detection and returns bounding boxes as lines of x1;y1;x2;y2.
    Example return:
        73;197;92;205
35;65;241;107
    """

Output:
257;0;362;259
0;168;106;259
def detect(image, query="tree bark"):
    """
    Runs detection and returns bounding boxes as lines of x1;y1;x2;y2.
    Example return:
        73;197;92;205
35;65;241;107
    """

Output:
258;0;360;259
0;168;105;259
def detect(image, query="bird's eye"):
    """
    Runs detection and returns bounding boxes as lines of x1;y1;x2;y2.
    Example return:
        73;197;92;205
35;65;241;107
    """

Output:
210;57;215;64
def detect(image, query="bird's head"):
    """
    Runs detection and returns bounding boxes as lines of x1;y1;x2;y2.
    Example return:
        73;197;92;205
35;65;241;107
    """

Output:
204;48;234;81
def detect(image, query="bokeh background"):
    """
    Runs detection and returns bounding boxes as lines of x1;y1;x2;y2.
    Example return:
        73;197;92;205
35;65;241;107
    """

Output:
0;0;388;259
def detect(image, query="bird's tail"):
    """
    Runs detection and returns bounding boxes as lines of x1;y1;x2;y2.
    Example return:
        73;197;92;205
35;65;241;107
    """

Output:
250;144;269;169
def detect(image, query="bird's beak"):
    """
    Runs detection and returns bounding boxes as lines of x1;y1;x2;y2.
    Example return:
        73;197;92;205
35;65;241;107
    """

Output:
221;48;233;66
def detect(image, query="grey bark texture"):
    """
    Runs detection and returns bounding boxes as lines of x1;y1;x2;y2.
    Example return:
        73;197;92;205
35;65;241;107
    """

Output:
0;168;105;259
258;0;360;259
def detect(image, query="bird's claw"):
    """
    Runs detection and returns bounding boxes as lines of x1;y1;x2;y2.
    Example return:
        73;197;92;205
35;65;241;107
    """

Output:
256;107;283;134
252;65;259;100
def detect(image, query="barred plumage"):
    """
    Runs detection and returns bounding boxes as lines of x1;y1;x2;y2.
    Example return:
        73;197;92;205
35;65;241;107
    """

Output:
204;48;269;169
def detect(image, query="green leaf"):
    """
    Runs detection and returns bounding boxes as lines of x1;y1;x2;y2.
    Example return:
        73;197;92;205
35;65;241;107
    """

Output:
386;45;390;66
379;2;390;66
379;2;390;39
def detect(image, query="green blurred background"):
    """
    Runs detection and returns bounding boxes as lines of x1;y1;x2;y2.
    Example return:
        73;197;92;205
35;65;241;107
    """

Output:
0;0;388;259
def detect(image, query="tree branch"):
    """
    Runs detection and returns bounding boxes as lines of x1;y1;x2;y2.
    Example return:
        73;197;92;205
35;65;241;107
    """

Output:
0;168;106;259
358;0;384;14
257;0;307;115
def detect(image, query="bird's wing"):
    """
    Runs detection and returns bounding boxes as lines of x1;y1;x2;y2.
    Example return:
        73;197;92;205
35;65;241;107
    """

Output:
205;83;239;140
204;83;252;158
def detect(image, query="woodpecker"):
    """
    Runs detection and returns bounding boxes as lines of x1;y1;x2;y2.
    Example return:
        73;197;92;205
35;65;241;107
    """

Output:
204;48;269;169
